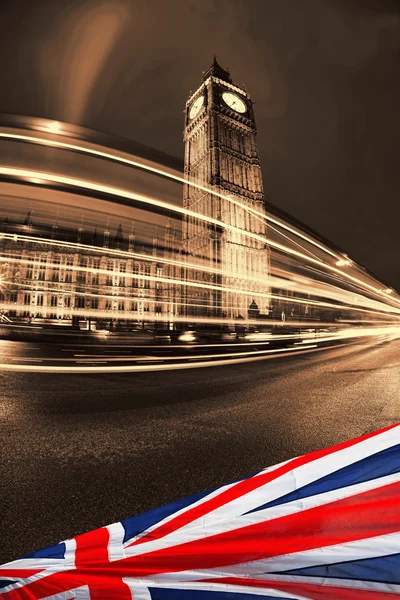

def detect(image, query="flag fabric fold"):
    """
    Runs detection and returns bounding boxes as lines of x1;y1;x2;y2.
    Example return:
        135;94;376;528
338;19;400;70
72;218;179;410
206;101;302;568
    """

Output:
2;422;400;599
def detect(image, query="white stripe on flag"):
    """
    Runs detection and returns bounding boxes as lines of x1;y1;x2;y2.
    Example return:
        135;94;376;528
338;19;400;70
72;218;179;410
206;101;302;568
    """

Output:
158;531;400;584
125;470;400;559
160;424;400;540
124;579;310;599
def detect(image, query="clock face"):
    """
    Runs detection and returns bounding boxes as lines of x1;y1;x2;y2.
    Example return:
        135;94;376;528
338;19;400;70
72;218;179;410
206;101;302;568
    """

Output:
189;95;204;120
222;91;247;114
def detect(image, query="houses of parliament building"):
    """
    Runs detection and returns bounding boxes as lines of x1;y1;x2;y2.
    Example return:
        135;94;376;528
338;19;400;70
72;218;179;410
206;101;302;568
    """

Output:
0;59;278;328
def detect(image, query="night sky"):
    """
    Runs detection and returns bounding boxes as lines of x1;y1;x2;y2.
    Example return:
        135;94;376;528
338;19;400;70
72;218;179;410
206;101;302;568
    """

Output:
0;0;399;289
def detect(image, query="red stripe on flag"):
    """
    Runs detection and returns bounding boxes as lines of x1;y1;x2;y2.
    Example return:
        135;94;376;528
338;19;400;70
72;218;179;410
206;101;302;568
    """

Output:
127;422;400;548
74;527;110;569
1;529;133;600
120;479;400;577
0;569;43;578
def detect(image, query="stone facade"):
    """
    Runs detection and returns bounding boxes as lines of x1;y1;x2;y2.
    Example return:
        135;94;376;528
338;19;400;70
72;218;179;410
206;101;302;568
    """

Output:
183;58;270;319
0;60;275;328
0;220;179;327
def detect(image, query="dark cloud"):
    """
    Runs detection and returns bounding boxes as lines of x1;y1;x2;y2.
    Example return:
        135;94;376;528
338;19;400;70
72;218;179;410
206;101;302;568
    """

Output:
0;0;399;288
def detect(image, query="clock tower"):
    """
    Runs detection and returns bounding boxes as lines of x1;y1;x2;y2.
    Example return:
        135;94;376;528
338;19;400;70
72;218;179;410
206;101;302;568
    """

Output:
183;57;270;320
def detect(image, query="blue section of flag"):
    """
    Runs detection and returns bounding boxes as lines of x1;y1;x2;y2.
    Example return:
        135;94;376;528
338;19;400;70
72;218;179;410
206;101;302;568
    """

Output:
121;469;262;544
279;552;400;584
121;489;214;544
0;580;15;590
21;542;66;560
247;443;400;514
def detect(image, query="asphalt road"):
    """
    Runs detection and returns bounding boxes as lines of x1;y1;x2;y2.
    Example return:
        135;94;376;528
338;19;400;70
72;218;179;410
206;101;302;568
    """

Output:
0;337;399;564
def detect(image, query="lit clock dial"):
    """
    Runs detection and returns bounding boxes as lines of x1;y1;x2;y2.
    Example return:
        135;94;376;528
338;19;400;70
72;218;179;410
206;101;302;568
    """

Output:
189;95;204;120
222;91;247;114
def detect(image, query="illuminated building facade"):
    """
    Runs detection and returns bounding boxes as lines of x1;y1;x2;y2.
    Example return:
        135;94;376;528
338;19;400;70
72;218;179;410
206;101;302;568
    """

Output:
0;60;274;328
183;57;270;319
0;218;179;327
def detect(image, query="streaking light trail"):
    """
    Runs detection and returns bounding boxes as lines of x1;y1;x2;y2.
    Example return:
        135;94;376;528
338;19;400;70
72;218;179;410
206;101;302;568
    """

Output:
1;165;399;307
1;244;399;318
0;117;398;374
0;128;341;259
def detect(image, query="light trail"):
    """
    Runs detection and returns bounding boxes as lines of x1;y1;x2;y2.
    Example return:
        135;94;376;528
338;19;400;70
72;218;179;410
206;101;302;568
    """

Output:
266;220;323;263
2;329;397;373
2;233;396;319
0;301;354;327
0;129;342;260
0;233;351;299
2;276;400;322
2;326;398;374
0;167;399;309
0;344;345;373
1;251;399;319
270;266;399;316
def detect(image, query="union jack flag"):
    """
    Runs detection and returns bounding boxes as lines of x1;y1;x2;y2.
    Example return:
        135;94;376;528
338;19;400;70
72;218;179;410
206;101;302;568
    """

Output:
2;422;400;599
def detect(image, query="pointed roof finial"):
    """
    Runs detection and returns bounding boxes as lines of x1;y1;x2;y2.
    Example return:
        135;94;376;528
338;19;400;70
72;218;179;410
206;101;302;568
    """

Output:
203;55;232;83
24;210;33;226
114;223;123;245
52;211;59;239
78;213;84;232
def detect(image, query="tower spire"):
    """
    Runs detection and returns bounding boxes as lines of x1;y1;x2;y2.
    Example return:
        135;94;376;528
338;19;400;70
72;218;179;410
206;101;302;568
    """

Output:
77;214;84;243
202;55;232;83
128;221;135;252
103;218;110;248
153;226;159;257
51;211;59;239
114;223;123;248
23;210;33;232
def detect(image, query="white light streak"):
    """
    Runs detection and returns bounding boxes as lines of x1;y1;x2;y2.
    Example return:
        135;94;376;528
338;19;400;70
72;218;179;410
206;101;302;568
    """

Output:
0;129;341;259
1;166;399;308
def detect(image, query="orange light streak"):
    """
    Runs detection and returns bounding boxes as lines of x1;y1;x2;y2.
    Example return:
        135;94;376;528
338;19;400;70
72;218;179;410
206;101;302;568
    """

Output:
2;253;399;319
1;166;399;308
0;129;341;259
0;302;354;328
0;345;338;373
1;234;395;317
1;333;397;373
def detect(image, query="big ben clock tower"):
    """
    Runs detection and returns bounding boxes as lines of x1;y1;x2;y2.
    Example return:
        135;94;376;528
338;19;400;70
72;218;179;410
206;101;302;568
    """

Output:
183;57;270;319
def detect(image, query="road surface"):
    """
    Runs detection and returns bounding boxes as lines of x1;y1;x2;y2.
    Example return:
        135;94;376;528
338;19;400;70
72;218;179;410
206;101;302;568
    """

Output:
0;337;399;563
